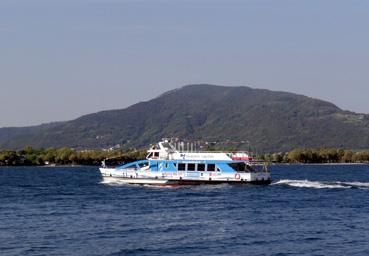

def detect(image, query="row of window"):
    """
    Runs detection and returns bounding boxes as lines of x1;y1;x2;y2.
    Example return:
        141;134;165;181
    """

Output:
175;163;220;172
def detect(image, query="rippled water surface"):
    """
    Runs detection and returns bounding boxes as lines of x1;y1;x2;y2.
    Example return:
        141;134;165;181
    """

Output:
1;165;369;256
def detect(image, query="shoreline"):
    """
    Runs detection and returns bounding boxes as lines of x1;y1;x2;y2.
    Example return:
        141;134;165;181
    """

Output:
1;162;369;168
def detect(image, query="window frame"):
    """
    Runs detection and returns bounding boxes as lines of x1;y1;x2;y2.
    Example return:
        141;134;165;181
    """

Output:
187;163;196;171
207;164;215;172
178;163;186;171
197;163;205;172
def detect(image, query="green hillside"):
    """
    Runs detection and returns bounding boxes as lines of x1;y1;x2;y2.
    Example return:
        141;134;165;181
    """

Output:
1;84;369;152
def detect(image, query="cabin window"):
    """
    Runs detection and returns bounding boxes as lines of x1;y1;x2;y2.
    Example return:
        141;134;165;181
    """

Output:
154;152;159;157
216;167;221;172
178;163;186;171
187;163;196;171
197;164;205;171
165;163;169;168
228;162;247;172
246;164;256;172
147;153;153;158
207;164;215;172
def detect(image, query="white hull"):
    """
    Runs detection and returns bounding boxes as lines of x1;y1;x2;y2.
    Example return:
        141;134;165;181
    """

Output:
99;168;271;185
103;176;170;184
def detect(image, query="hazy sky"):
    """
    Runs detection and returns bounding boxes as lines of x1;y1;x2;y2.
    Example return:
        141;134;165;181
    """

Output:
1;0;369;127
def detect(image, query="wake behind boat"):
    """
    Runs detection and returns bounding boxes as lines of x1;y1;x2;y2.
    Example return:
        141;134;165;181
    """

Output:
99;139;271;185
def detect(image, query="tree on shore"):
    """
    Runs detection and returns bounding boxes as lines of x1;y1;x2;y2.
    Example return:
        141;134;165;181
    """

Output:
0;146;146;166
263;148;369;164
1;146;369;166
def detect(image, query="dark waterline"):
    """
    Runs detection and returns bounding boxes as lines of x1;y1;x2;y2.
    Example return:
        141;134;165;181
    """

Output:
1;165;369;256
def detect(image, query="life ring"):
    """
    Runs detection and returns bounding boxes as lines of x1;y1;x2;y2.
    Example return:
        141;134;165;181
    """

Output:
235;173;241;180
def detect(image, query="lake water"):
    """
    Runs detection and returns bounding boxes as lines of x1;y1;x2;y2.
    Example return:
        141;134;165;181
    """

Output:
1;165;369;256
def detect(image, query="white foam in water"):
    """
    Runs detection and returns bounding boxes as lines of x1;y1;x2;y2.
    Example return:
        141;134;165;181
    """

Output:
273;179;350;189
100;177;132;186
101;177;179;189
101;177;369;189
336;181;369;189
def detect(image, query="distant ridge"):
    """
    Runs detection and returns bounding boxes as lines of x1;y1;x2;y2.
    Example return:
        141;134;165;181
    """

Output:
1;84;369;152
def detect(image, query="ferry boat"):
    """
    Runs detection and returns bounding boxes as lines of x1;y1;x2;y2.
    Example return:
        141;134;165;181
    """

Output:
99;139;271;185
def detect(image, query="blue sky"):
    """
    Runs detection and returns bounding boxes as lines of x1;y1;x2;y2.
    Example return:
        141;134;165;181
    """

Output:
1;0;369;127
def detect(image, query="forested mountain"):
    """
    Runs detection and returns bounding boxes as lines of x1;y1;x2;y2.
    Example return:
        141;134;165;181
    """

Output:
1;84;369;152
